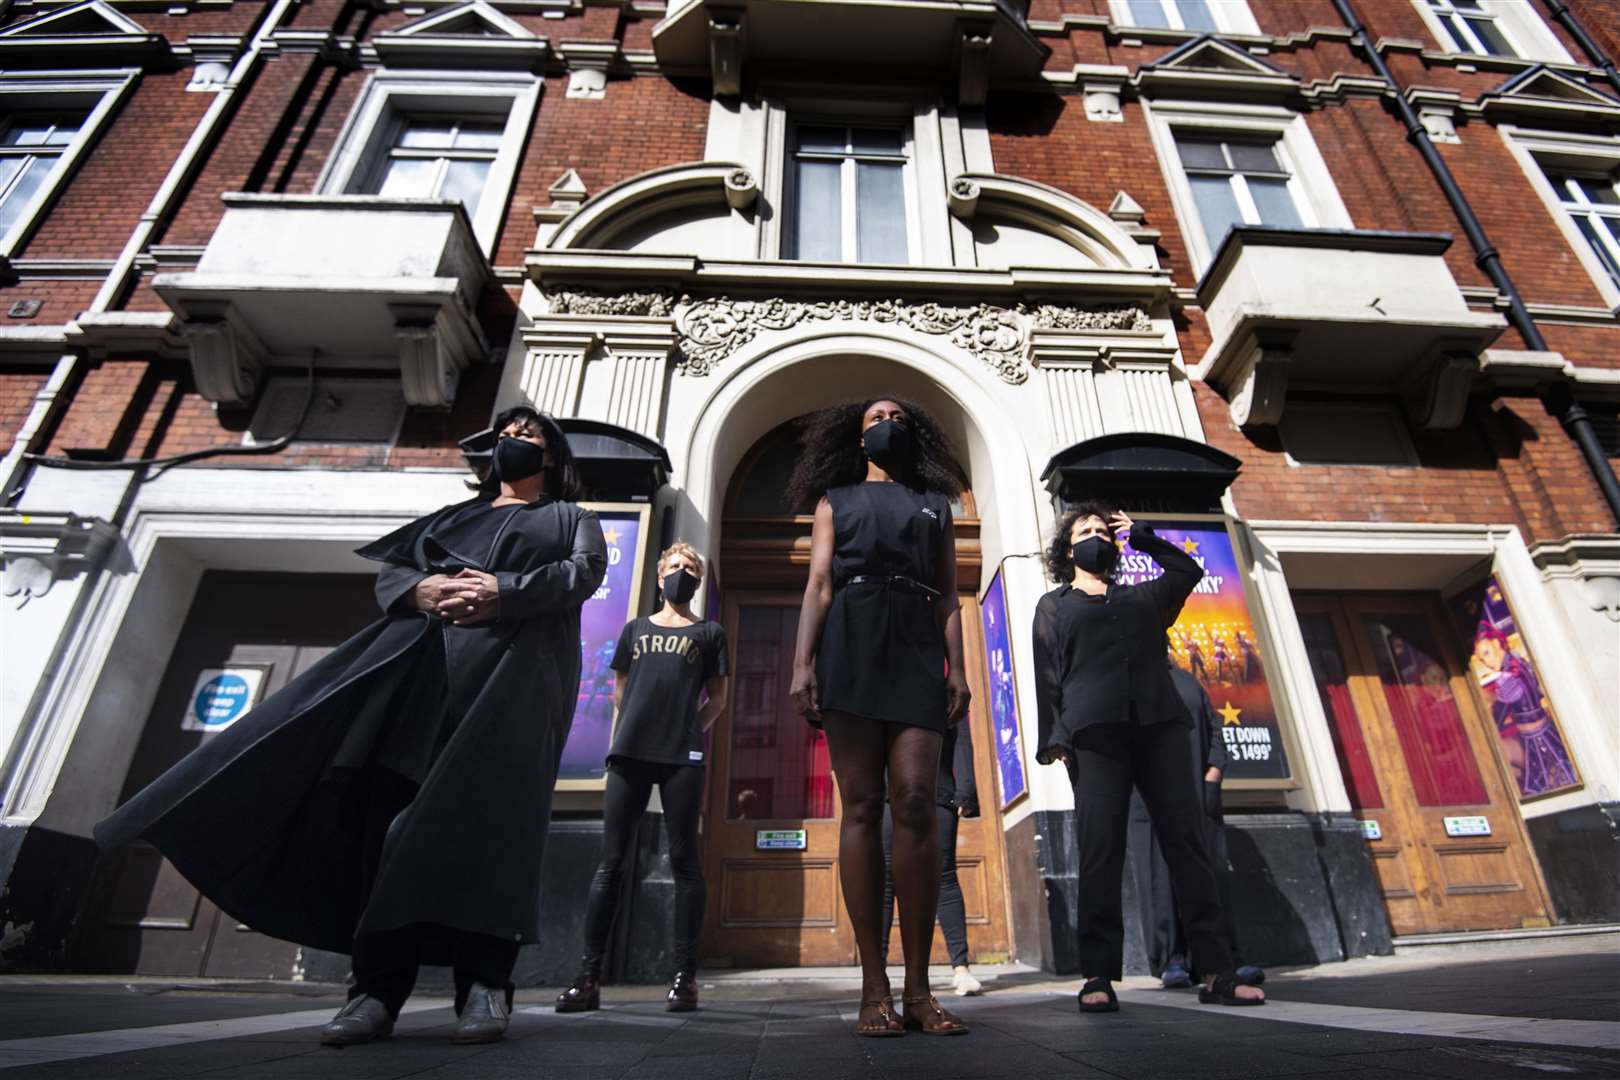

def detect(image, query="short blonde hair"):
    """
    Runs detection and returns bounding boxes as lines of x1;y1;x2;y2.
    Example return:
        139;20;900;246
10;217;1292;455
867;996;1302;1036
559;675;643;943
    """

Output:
657;541;705;579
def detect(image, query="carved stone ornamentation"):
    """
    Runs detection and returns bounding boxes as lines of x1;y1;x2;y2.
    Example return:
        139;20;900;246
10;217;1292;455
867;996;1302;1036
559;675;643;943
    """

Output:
672;296;1152;383
545;287;677;318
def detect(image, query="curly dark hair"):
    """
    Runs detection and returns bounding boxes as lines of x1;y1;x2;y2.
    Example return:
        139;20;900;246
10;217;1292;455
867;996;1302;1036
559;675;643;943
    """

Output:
784;397;967;512
471;405;584;502
1043;499;1118;583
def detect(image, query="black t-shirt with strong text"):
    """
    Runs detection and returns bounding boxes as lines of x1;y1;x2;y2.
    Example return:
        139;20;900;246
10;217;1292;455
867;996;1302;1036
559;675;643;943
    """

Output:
608;616;730;768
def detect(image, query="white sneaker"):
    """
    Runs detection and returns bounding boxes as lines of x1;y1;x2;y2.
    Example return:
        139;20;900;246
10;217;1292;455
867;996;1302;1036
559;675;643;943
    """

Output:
951;966;983;997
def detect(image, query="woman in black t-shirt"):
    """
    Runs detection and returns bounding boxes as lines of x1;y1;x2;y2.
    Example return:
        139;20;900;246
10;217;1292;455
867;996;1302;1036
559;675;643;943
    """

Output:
788;398;972;1038
556;542;729;1015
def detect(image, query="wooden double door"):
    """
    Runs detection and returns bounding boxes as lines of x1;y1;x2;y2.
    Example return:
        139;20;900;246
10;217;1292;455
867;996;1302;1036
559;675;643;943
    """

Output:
78;572;378;978
699;590;1014;968
1294;593;1551;936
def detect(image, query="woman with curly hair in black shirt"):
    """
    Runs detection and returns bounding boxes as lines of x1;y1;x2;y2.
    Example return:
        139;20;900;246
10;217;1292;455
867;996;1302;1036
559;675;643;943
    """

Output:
1032;502;1264;1013
788;397;972;1038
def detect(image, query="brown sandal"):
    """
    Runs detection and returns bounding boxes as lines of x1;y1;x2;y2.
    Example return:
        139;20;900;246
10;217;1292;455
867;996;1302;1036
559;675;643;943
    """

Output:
855;997;904;1038
901;994;969;1036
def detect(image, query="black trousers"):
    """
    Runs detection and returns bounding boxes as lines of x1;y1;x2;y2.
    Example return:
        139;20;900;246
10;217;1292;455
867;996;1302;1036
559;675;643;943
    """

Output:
349;769;519;1016
1072;722;1233;981
880;802;970;967
580;758;706;978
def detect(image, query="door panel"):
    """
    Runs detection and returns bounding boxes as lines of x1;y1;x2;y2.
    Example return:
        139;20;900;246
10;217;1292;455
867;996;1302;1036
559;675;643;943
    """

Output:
1294;593;1551;935
703;593;852;967
80;573;377;977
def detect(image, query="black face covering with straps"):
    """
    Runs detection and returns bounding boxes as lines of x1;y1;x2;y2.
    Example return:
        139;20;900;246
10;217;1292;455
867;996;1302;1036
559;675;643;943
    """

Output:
862;419;914;471
492;437;549;483
1071;535;1118;575
662;569;699;605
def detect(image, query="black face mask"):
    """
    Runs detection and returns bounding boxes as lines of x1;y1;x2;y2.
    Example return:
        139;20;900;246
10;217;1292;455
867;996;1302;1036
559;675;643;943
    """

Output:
662;569;699;605
492;437;550;483
862;419;914;471
1070;535;1118;575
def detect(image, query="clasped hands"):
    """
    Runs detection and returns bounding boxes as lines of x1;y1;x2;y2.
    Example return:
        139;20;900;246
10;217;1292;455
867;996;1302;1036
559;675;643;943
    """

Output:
413;569;500;626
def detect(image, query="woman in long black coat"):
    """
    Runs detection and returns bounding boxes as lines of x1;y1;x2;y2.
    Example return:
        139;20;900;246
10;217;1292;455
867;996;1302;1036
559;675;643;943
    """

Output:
95;405;607;1046
1031;502;1263;1013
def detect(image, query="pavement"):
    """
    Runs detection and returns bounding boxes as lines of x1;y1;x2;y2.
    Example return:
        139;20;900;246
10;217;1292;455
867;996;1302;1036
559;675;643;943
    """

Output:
0;932;1614;1079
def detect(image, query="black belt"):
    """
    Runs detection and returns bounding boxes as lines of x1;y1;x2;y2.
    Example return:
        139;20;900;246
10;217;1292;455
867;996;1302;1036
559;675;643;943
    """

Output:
847;574;941;601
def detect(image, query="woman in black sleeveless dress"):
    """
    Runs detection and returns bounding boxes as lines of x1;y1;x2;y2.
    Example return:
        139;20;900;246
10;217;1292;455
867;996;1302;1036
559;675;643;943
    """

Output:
788;398;971;1038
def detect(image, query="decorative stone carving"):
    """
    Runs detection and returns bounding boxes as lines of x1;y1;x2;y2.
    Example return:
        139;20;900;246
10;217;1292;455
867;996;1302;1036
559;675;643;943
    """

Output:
1030;305;1152;332
947;177;980;220
545;287;677;318
724;167;759;210
672;296;1151;383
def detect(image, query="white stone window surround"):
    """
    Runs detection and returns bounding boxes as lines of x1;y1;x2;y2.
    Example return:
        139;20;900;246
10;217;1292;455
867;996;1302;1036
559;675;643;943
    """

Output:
1499;125;1620;311
1143;99;1353;276
0;69;137;258
1411;0;1573;64
1244;519;1618;820
722;87;991;267
316;69;540;255
1106;0;1260;36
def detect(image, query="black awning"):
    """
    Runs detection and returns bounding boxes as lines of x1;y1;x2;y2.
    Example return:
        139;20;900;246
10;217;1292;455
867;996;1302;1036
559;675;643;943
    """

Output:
459;418;671;501
1040;433;1241;514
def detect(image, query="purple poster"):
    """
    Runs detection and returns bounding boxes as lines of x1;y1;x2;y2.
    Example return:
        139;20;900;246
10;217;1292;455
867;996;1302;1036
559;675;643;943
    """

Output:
1449;576;1580;801
980;569;1027;808
558;506;648;785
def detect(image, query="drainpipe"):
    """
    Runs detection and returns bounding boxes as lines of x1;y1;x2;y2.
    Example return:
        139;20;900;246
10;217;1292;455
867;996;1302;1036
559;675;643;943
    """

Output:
1539;0;1620;98
1331;0;1620;527
0;0;300;507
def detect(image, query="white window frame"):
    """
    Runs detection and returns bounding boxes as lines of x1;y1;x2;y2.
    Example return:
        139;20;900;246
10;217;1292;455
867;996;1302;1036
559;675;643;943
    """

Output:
1143;100;1352;274
1107;0;1260;36
782;121;916;265
1500;125;1620;310
0;70;136;258
317;70;540;255
1412;0;1573;64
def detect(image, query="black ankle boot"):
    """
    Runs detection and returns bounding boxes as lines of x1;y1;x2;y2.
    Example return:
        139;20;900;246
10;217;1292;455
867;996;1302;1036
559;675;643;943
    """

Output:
556;972;600;1013
666;970;698;1012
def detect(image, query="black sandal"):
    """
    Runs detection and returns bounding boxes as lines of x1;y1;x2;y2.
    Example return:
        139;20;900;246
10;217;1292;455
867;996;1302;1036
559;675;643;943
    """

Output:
1199;973;1265;1007
1077;977;1118;1013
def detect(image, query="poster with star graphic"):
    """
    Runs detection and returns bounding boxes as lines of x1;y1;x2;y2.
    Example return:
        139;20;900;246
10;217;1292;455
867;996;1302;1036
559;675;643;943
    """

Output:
1118;518;1292;784
979;568;1027;809
557;503;652;789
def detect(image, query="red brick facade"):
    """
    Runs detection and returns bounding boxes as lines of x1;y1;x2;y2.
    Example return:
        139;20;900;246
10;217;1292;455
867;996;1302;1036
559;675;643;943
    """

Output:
1;0;1615;546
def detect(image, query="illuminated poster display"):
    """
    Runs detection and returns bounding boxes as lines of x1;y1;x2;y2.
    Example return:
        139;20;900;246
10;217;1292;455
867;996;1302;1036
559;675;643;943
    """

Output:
557;503;651;789
1120;519;1291;783
979;568;1027;808
1449;576;1580;801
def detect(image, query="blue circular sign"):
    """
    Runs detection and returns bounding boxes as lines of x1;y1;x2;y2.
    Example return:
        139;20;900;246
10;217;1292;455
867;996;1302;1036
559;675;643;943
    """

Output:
194;673;252;728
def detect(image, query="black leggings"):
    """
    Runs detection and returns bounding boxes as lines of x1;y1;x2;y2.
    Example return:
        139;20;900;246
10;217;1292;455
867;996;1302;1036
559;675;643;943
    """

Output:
580;758;706;978
880;803;970;967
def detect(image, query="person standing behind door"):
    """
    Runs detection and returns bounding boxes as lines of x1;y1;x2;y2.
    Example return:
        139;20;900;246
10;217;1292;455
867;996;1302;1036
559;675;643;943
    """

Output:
880;719;986;997
1128;646;1264;989
557;542;729;1015
788;397;973;1038
1031;503;1264;1013
96;407;607;1047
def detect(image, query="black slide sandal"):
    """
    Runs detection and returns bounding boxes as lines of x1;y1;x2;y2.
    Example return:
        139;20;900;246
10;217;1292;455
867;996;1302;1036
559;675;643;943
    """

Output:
1199;973;1265;1006
1077;977;1119;1013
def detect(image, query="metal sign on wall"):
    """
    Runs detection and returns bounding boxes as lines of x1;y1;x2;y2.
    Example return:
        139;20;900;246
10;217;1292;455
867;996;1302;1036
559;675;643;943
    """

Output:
183;667;266;732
